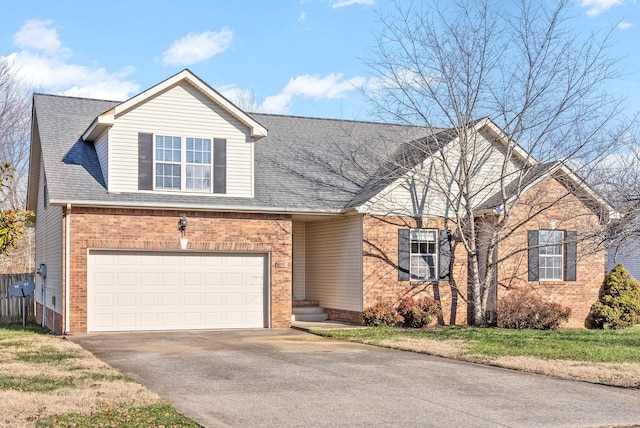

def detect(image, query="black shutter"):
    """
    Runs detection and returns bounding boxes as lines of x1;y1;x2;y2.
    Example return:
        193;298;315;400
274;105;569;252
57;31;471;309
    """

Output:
138;133;153;190
439;229;452;281
213;138;226;194
398;229;410;281
528;230;539;281
565;230;577;281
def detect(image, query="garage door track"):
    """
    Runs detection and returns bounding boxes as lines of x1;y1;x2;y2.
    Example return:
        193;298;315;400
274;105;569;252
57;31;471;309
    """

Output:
71;329;640;427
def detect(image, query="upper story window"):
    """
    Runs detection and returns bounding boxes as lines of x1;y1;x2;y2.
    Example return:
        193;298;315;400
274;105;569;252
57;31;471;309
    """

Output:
538;230;564;281
153;135;214;192
410;229;438;280
155;135;182;190
186;137;212;191
138;132;226;194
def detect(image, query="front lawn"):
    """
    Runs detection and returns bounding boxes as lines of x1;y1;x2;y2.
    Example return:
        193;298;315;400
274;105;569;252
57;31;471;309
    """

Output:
0;324;199;427
313;326;640;387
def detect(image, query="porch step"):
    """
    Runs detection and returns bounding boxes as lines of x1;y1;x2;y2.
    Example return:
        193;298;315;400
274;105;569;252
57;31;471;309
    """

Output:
293;306;327;315
291;303;328;322
292;313;329;322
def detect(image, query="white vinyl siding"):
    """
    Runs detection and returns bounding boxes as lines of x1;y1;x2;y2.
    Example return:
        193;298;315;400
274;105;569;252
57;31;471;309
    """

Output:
34;159;63;318
292;222;306;300
108;82;253;196
305;215;363;312
608;240;640;281
363;129;523;217
94;129;109;188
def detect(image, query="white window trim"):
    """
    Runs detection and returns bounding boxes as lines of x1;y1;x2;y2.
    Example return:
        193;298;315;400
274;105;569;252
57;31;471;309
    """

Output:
409;228;438;281
153;134;214;193
539;230;564;281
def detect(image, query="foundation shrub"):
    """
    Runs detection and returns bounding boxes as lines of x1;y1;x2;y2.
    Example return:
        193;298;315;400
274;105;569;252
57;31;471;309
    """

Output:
396;297;441;328
497;291;571;330
363;301;402;327
590;264;640;329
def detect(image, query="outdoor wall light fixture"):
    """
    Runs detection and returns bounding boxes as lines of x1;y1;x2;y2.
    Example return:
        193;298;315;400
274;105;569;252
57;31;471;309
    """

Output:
178;214;188;237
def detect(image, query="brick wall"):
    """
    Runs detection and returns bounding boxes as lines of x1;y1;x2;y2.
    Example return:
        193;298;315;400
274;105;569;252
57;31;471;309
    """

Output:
497;177;606;328
360;176;607;328
362;215;469;325
67;207;292;333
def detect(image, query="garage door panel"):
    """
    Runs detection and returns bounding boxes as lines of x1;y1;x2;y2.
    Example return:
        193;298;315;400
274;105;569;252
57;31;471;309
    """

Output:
88;251;267;332
205;273;223;286
184;294;202;305
140;272;160;286
205;293;222;305
140;294;159;306
140;313;159;327
117;294;136;306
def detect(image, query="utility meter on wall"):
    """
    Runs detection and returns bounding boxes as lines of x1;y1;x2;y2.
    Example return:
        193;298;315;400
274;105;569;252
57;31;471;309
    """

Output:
37;264;47;278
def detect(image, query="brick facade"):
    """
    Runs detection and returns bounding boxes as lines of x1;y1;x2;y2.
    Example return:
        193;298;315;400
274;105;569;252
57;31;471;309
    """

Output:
64;207;292;333
362;215;469;325
360;176;607;328
496;178;606;328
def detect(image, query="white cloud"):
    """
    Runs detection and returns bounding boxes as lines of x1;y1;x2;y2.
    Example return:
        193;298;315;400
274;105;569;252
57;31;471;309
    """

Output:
298;12;307;22
162;28;233;66
261;73;366;114
4;19;139;100
579;0;623;17
617;21;633;30
12;19;67;54
332;0;374;8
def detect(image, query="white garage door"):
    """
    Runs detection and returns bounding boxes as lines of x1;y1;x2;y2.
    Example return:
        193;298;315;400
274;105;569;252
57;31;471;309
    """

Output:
88;251;267;332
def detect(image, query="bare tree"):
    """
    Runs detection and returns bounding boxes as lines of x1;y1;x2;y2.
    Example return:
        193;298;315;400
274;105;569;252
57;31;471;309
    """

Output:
361;0;629;325
0;57;33;273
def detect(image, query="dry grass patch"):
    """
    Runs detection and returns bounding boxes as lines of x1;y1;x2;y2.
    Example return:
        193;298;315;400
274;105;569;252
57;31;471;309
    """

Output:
379;337;469;359
0;326;162;427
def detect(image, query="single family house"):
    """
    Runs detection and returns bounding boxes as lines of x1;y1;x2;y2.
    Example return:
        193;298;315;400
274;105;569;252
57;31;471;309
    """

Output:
27;70;616;333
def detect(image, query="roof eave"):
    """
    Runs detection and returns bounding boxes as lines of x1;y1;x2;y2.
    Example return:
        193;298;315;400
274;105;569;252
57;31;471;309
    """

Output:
47;198;349;216
81;112;114;142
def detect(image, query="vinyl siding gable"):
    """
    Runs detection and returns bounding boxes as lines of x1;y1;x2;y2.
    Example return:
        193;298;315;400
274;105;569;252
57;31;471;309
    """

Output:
108;81;254;197
362;129;523;217
94;129;109;189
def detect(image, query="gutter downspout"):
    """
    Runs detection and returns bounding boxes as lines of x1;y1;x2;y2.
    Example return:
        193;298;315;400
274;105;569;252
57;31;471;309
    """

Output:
64;203;71;334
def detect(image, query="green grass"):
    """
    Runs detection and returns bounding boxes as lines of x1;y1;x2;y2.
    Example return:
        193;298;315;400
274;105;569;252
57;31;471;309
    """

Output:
313;326;640;363
0;323;50;339
35;405;201;428
0;374;75;392
16;345;80;364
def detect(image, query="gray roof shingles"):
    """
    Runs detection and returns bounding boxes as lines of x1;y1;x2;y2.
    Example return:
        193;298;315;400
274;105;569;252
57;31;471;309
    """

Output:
32;93;439;212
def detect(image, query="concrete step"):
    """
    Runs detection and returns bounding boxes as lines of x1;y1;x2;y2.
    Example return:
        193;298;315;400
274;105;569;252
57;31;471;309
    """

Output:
292;313;329;322
292;306;326;315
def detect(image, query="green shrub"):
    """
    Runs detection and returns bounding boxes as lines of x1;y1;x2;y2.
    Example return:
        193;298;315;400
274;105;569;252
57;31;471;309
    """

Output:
363;301;402;327
396;297;441;328
497;291;571;330
590;264;640;329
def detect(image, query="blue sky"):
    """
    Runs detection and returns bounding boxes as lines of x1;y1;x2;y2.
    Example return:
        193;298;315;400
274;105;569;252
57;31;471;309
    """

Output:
1;0;639;122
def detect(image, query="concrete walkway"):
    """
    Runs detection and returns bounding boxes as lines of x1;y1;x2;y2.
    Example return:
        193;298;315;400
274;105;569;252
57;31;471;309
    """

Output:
291;320;367;331
71;329;640;428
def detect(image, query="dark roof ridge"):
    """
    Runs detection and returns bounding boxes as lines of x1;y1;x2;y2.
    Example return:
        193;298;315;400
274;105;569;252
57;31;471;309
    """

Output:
33;92;123;104
250;111;436;128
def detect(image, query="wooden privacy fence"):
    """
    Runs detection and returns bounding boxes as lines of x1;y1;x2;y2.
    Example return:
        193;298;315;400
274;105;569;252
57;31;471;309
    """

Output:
0;273;36;323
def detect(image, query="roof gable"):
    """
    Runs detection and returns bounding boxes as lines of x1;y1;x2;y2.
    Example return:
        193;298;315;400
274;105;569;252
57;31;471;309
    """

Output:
82;69;267;142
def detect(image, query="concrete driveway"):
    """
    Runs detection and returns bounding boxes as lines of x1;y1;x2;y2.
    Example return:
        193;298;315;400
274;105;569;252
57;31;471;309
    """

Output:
71;329;640;427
